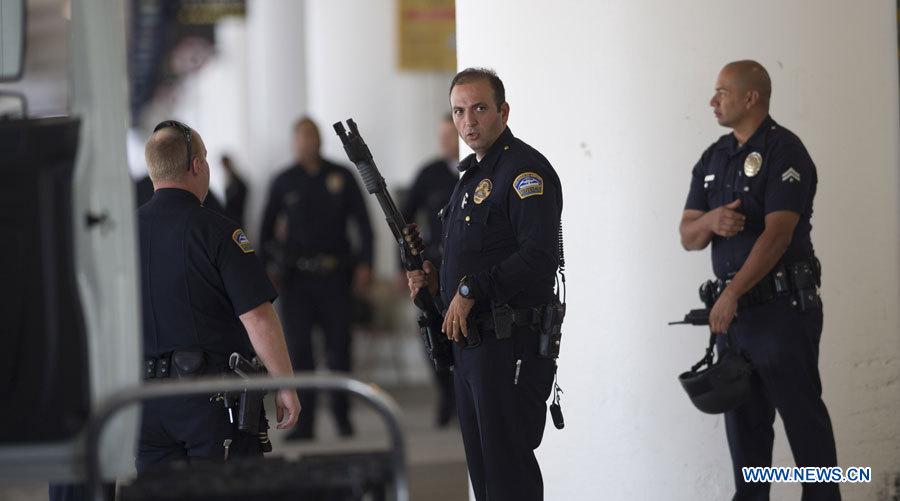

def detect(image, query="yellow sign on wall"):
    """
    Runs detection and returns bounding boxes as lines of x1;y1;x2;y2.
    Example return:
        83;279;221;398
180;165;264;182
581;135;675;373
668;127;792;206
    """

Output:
397;0;457;71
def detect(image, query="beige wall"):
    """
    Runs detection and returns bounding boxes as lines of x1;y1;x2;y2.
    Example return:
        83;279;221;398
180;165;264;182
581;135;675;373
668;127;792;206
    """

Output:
456;1;900;499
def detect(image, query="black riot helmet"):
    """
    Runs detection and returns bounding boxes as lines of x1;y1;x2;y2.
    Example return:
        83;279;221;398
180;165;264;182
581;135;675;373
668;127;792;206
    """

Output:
679;334;753;414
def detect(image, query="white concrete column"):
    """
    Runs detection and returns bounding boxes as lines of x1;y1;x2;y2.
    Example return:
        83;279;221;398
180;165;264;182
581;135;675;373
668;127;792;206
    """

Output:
456;1;900;499
243;0;309;237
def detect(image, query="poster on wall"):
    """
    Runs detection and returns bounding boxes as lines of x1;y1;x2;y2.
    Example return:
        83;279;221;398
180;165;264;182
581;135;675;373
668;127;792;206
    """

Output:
397;0;456;71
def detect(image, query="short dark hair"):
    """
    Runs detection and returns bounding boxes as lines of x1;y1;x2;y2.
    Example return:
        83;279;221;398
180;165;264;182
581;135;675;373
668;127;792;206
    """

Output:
293;116;319;134
449;67;505;112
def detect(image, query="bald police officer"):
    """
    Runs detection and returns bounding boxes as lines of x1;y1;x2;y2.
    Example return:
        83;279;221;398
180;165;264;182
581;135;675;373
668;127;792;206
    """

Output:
138;121;300;472
680;61;839;500
408;68;562;501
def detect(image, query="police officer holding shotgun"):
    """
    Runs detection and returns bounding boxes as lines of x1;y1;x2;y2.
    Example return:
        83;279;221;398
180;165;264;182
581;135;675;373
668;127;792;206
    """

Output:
679;60;839;500
407;67;563;501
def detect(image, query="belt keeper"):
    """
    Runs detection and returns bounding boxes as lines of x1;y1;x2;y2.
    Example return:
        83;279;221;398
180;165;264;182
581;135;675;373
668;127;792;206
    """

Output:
773;269;789;294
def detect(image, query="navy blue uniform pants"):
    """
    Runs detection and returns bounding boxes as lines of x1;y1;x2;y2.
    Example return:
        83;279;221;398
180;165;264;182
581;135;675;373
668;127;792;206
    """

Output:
279;271;354;434
48;483;114;501
136;394;262;473
454;327;555;501
718;298;839;501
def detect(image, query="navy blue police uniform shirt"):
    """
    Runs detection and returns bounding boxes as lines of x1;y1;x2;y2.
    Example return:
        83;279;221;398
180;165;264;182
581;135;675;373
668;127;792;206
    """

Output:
684;116;817;280
139;188;277;359
260;159;373;268
439;127;562;312
401;159;459;261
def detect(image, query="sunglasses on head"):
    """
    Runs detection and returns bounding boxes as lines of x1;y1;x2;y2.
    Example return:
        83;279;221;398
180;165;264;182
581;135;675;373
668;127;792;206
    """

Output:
153;120;193;171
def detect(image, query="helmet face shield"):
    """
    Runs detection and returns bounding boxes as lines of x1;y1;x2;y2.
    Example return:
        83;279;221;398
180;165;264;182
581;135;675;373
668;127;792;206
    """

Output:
679;343;754;414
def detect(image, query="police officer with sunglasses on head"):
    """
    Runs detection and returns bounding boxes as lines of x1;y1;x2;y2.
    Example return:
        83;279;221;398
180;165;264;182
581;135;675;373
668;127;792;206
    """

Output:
136;121;300;472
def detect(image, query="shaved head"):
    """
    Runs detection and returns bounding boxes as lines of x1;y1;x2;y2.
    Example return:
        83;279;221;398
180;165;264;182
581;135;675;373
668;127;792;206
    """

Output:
146;127;196;183
722;60;771;106
710;60;772;141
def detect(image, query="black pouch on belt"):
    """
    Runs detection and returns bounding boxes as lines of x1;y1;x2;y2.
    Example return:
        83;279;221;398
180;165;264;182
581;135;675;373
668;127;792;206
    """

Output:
790;262;821;312
171;351;207;378
491;304;514;339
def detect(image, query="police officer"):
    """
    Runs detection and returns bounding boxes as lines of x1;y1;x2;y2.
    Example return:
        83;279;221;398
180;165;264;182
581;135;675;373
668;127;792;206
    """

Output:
138;121;300;471
408;68;562;501
680;61;839;500
401;113;460;258
221;154;248;226
400;113;460;427
260;117;374;439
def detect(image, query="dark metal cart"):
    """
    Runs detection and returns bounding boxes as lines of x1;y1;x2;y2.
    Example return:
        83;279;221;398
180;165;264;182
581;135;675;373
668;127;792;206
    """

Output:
85;374;408;501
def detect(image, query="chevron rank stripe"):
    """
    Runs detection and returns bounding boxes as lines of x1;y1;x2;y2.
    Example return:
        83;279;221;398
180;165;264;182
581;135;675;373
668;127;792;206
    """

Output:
782;167;801;183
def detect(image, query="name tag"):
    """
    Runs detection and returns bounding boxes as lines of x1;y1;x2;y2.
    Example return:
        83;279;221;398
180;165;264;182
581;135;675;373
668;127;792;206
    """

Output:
704;174;715;182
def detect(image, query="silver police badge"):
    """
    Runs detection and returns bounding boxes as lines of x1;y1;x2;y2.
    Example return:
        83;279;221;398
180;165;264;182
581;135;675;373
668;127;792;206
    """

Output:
744;152;763;177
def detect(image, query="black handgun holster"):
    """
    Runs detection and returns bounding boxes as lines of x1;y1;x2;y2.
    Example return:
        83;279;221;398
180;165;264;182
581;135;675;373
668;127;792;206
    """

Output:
237;391;262;434
539;299;565;359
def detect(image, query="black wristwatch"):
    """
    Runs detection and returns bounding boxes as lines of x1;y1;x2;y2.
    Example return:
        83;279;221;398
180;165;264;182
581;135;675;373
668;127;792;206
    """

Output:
458;275;474;299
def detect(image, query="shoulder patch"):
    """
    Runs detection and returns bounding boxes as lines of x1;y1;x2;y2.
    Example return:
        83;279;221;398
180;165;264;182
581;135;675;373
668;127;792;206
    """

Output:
232;229;254;253
513;172;544;199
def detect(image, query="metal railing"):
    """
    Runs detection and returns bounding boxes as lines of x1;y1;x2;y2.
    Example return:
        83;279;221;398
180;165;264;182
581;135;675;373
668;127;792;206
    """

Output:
85;374;408;501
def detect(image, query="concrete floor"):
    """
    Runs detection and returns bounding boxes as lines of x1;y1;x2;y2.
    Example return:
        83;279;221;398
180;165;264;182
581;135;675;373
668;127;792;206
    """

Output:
268;384;470;500
0;384;470;501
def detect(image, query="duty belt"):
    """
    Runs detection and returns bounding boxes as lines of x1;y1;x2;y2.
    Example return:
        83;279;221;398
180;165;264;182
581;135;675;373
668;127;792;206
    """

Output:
144;351;230;380
144;355;171;379
293;254;347;274
472;304;544;339
709;257;821;309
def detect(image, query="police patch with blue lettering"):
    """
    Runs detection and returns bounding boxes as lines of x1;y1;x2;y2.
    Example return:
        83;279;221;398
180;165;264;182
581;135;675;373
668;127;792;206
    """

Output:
232;229;254;253
513;172;544;199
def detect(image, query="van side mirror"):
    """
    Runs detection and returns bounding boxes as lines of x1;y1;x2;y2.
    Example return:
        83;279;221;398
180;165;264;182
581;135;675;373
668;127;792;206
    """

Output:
0;0;26;82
